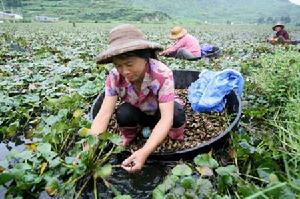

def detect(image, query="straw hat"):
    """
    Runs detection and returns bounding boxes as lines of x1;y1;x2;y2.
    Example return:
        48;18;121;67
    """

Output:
169;26;187;40
272;23;284;31
96;24;162;64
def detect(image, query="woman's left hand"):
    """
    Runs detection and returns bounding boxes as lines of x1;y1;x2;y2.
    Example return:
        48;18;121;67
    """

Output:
159;51;166;56
121;149;149;173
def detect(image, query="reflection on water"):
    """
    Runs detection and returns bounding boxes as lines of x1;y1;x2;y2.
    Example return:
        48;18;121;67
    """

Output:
0;137;28;161
104;163;169;198
86;155;177;199
0;137;28;198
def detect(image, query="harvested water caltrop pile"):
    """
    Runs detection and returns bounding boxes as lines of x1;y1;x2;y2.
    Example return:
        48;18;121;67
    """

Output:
106;89;230;153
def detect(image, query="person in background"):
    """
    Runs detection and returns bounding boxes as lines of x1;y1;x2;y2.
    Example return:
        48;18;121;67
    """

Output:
272;23;291;44
267;23;300;45
90;24;186;173
268;23;288;44
159;26;201;59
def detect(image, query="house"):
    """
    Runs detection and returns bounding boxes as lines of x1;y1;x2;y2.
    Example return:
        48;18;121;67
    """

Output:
35;16;59;22
0;12;23;20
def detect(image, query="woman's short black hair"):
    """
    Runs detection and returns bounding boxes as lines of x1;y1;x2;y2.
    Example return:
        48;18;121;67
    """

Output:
114;49;158;60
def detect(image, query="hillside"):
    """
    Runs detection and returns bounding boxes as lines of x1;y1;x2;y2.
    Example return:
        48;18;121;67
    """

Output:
128;0;300;23
2;0;300;24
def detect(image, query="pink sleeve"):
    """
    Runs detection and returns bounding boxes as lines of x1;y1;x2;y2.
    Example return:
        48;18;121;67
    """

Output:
164;37;186;54
158;70;175;103
105;72;118;96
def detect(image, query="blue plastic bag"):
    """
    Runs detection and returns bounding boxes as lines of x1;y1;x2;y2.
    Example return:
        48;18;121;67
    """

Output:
201;44;216;56
187;69;244;113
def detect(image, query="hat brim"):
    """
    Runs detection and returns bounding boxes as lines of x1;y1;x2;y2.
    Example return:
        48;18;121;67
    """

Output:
272;24;284;31
169;29;187;40
96;40;162;64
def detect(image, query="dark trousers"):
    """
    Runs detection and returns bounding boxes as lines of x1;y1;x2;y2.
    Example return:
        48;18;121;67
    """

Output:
116;102;186;128
166;48;198;59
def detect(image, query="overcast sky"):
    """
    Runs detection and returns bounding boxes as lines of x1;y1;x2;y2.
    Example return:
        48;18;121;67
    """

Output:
289;0;300;5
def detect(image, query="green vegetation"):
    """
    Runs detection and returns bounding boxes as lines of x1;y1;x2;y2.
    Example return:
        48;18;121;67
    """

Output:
0;22;300;198
155;48;300;198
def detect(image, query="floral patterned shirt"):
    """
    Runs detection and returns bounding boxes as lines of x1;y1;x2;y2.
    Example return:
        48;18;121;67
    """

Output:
105;58;175;115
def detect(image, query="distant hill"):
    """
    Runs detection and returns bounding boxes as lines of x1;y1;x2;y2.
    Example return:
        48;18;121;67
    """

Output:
128;0;300;24
2;0;300;24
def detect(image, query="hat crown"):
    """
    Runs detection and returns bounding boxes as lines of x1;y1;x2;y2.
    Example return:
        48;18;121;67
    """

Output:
171;26;184;35
272;22;284;31
96;24;162;64
109;24;145;46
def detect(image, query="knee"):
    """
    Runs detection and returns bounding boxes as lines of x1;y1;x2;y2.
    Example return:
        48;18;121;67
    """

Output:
172;103;186;128
176;48;185;54
116;103;139;127
177;48;183;52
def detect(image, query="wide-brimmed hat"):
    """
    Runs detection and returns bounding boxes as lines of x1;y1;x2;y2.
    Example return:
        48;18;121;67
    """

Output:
169;26;187;40
272;23;284;31
96;24;162;64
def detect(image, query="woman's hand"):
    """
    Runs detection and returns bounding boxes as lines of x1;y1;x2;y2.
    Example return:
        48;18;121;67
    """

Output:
159;51;166;56
121;148;149;173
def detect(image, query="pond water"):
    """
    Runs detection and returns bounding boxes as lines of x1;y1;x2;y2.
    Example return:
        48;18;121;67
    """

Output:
95;159;175;199
0;138;176;199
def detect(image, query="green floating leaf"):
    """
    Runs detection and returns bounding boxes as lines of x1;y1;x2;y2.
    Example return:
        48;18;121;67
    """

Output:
45;178;60;197
184;192;198;199
0;173;14;185
17;151;32;160
153;175;179;198
196;178;212;196
173;186;185;196
152;185;165;199
98;132;122;145
98;132;114;141
220;175;233;186
112;145;125;154
193;154;219;168
180;176;195;189
49;158;61;168
37;143;52;154
78;127;90;137
164;175;179;191
113;195;132;199
5;121;19;138
165;193;176;199
237;182;259;197
109;134;122;145
171;164;192;176
65;156;75;164
215;165;237;176
239;140;256;154
94;164;112;179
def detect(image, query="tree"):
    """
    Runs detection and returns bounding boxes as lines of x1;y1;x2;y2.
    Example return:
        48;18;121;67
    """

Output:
4;0;22;7
280;16;291;24
257;17;265;24
266;17;275;24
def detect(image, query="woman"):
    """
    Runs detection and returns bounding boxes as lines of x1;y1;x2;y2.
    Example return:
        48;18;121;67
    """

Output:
271;23;300;45
90;24;186;172
272;23;291;44
159;26;201;59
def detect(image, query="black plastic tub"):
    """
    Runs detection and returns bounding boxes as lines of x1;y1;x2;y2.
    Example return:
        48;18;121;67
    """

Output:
90;69;242;161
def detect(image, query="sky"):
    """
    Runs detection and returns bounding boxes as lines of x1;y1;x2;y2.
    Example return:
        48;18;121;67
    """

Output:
289;0;300;5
